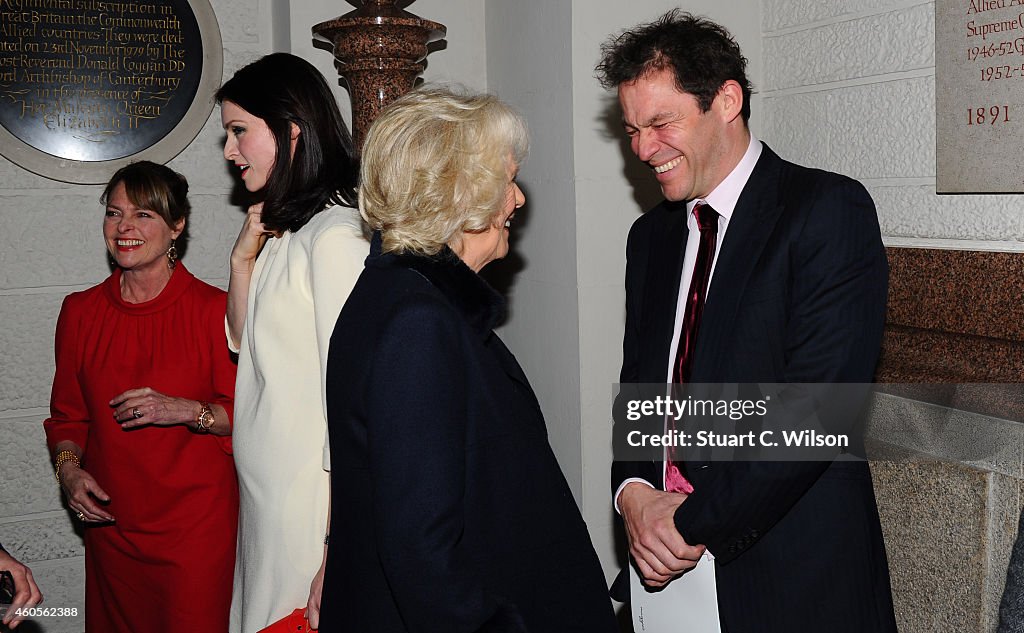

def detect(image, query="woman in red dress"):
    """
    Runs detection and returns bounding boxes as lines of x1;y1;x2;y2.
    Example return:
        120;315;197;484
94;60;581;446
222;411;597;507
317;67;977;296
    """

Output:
43;161;238;633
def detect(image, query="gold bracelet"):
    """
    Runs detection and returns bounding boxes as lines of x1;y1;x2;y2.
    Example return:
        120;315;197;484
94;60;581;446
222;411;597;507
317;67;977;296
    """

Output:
194;402;214;434
54;450;80;486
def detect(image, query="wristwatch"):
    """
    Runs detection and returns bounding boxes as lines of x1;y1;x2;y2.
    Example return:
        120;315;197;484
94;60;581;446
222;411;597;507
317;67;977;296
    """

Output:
195;402;215;433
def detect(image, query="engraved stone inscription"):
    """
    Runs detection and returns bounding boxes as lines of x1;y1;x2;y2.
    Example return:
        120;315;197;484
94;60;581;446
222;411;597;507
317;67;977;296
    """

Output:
937;0;1024;192
0;0;202;162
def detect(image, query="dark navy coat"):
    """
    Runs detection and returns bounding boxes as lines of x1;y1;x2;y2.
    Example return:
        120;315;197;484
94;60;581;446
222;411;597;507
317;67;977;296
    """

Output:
321;237;617;633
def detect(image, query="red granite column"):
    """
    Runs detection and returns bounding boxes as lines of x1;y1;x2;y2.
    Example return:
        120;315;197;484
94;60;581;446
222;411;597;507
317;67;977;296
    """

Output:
313;0;446;150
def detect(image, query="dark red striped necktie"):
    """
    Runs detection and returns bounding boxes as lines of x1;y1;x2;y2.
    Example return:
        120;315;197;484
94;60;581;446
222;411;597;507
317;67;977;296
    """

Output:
665;201;719;494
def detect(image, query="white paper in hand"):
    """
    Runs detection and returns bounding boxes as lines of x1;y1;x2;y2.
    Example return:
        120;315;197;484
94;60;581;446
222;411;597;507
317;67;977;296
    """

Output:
629;552;721;633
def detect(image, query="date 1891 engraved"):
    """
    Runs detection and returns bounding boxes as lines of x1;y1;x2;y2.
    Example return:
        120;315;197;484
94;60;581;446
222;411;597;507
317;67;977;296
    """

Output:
967;104;1010;123
937;0;1024;191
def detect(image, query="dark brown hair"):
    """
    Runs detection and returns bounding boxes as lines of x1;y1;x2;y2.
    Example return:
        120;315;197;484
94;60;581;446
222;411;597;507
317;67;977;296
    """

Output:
216;53;358;234
596;10;754;122
102;160;190;229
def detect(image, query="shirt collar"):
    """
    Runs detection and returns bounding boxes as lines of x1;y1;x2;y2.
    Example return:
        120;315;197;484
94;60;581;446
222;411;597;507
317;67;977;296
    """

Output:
686;134;763;222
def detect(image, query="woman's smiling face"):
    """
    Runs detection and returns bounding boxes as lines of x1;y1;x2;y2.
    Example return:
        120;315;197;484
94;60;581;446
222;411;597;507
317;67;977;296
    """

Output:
103;181;182;273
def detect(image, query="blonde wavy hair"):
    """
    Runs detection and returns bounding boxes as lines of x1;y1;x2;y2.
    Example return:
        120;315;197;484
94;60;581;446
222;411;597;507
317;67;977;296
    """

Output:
359;87;529;256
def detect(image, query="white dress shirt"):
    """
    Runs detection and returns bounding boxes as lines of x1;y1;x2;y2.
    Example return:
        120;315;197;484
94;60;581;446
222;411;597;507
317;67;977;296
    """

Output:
615;134;763;510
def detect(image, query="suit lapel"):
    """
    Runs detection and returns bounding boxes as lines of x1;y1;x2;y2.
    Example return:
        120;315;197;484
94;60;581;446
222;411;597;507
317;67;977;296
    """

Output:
694;146;787;381
640;201;689;382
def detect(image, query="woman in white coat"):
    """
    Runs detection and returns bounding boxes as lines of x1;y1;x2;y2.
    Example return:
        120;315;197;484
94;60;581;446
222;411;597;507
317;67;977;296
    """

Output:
217;53;367;632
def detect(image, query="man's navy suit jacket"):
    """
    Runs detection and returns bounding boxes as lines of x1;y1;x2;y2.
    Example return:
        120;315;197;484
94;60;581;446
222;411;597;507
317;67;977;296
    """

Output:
613;144;898;632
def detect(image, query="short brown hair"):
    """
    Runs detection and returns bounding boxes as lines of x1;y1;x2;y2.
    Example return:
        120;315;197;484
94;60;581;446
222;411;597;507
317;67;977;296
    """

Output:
102;161;191;252
596;10;753;122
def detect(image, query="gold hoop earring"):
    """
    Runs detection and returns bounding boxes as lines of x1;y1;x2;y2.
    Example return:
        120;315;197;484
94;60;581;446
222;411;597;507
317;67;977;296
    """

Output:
167;239;178;270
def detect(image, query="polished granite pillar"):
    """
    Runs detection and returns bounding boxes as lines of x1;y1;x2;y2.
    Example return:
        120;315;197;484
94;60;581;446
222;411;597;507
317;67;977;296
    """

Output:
313;0;446;149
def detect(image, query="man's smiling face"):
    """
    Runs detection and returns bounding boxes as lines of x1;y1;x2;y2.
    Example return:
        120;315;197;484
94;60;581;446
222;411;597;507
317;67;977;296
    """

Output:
619;67;731;202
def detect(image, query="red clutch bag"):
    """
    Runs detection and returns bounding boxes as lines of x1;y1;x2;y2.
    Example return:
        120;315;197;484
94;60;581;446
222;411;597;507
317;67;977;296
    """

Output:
257;608;314;633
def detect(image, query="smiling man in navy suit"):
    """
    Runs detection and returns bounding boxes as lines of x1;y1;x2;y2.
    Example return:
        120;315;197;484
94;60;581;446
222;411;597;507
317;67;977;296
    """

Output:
598;11;897;632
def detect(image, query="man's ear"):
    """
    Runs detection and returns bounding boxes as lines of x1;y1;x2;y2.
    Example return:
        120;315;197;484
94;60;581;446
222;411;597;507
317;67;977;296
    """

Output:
715;80;745;124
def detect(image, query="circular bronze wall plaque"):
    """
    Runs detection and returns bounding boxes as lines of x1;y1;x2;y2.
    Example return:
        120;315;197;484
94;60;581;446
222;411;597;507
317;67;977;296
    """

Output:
0;0;222;183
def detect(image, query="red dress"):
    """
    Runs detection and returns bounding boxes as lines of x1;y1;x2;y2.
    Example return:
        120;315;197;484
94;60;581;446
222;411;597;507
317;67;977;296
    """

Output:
44;265;238;633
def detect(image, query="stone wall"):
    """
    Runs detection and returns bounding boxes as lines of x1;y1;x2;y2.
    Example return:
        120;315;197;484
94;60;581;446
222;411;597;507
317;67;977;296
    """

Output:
761;1;1024;250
